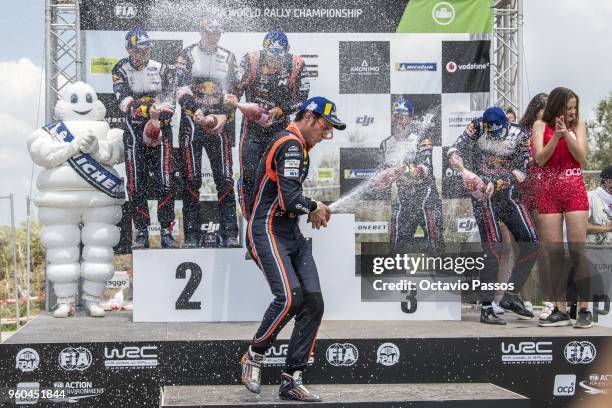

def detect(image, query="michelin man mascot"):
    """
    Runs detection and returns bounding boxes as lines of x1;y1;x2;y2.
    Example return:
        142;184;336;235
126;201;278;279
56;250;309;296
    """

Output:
28;81;125;318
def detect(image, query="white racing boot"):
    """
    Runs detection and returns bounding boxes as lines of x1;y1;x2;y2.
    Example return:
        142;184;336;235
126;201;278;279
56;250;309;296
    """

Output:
83;295;106;317
53;297;73;318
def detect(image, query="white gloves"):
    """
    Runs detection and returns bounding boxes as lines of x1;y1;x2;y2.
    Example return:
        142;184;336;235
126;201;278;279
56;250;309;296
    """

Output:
79;132;99;155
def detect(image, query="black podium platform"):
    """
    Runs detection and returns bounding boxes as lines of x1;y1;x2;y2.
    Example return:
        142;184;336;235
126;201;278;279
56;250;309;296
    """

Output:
2;311;611;407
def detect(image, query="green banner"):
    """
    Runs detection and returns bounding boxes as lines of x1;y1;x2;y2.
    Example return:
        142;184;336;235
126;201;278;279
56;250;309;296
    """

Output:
397;0;492;33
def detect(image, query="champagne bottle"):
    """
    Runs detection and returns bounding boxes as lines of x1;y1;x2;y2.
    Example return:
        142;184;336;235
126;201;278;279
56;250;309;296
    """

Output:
143;119;161;147
224;94;270;126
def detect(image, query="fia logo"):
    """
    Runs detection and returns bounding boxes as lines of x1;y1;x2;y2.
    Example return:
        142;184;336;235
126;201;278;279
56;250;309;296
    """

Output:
564;341;596;364
114;3;137;19
58;347;92;371
356;115;374;127
326;343;358;366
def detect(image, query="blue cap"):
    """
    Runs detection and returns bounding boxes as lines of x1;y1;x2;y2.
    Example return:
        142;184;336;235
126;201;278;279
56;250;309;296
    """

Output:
483;106;509;139
199;17;223;33
300;97;346;130
263;31;289;55
392;97;414;115
125;28;151;49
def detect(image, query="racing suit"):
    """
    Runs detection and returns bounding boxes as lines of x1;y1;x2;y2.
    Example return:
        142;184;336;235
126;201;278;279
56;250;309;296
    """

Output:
176;43;239;241
112;58;177;231
236;50;309;219
246;123;323;372
449;120;539;302
380;131;444;252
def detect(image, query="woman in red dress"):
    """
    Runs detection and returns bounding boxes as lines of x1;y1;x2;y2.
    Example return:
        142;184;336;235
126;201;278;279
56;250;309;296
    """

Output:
533;87;591;328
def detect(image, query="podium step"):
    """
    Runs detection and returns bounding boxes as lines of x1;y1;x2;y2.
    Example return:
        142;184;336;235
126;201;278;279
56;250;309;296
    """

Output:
160;383;529;407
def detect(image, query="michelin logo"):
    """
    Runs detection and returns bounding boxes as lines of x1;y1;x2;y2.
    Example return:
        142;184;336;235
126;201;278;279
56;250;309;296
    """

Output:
396;63;437;72
344;169;376;179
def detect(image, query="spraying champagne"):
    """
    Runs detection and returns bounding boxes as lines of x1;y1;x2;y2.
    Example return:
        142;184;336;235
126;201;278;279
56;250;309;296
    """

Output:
224;94;270;126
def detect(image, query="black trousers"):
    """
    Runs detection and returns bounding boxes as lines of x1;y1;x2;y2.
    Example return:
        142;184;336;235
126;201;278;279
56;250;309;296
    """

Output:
179;114;238;239
124;119;175;230
471;185;539;302
246;221;323;371
391;184;445;253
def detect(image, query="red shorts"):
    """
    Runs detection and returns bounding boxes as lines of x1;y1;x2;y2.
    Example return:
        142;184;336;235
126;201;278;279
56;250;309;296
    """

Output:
520;174;539;211
537;174;589;214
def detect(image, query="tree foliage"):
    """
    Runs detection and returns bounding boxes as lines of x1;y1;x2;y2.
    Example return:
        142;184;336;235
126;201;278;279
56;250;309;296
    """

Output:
586;92;612;170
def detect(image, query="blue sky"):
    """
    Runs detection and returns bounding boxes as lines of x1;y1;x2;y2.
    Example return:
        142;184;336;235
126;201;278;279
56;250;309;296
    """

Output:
0;1;44;64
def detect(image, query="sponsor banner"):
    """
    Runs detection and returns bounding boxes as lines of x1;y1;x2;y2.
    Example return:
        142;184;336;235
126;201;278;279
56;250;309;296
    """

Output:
442;40;491;93
564;341;597;364
264;344;315;366
457;218;478;233
390;36;442;94
339;41;390;94
397;0;493;33
104;345;159;368
2;336;611;407
355;221;388;234
317;168;335;180
148;219;180;236
501;341;553;365
106;271;130;289
579;374;611;395
81;0;493;33
90;57;119;74
553;374;576;396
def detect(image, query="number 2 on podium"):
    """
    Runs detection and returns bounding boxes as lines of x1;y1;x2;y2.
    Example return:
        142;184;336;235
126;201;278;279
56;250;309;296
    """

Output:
175;262;202;310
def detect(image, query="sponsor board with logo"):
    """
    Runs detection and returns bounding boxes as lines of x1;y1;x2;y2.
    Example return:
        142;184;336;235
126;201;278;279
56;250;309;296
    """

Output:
58;347;93;371
355;222;388;234
442;40;491;93
501;341;553;365
457;218;478;233
339;41;390;94
147;220;180;236
326;343;359;366
106;271;130;289
50;381;105;403
376;343;400;366
553;374;576;396
2;336;612;407
317;168;334;180
15;348;39;373
264;344;315;367
579;374;611;395
564;341;596;364
104;345;159;368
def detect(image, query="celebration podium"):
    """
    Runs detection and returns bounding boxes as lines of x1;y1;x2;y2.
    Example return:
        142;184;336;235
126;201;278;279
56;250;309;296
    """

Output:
133;215;462;322
3;215;612;407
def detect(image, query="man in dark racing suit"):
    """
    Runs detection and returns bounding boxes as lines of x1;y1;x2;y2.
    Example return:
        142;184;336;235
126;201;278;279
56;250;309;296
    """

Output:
232;31;310;219
176;18;239;247
379;98;444;253
112;28;179;249
240;97;345;402
448;106;538;324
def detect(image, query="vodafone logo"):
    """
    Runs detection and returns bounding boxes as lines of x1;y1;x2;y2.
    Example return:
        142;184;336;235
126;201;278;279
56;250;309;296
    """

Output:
446;61;457;73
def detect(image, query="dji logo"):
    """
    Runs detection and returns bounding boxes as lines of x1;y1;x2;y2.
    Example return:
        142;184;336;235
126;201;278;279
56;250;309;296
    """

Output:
356;115;374;127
